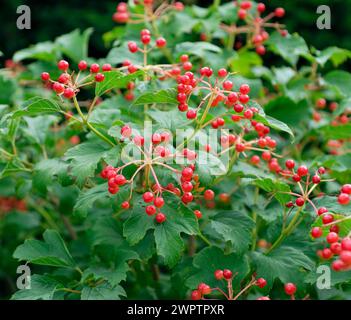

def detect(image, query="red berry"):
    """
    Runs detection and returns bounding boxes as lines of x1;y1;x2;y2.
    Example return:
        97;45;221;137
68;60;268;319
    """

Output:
128;41;138;53
322;248;333;260
182;192;194;204
102;63;112;71
155;213;166;223
180;54;188;62
239;84;250;95
223;80;233;91
332;260;346;271
194;210;202;219
256;278;267;288
275;7;285;18
198;283;211;295
341;184;351;195
340;251;351;265
182;167;193;180
341;238;351;251
121;125;132;137
338;193;350;205
285;159;295;169
156;37;167;48
330;242;342;255
204;189;215;201
327;232;339;244
214;269;224;280
58;60;69;71
121;201;130;209
183;61;193;71
143;192;154;203
234;103;244;113
312;175;321;184
236;143;246;152
186;109;197;119
52;82;64;94
217;68;228;77
154;197;165;208
311;227;323;238
78;60;88;70
238;9;247;19
141;34;151;45
182;181;193;192
90;63;100;73
243;109;253;119
257;3;266;13
322;214;334;224
223;269;233;280
295;197;305;207
63;88;75;99
191;290;201;300
146;205;157;216
95;73;105;82
41;72;50;81
318;207;328;216
297;165;308;177
284;283;296;295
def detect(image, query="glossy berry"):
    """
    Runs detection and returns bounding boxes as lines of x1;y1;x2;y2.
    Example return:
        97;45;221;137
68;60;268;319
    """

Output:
257;3;266;13
95;73;105;82
217;68;227;77
102;63;112;71
78;60;88;70
340;251;351;265
275;7;285;18
154;197;165;208
143;192;154;203
52;82;64;94
186;109;197;119
326;232;339;244
204;189;215;201
128;41;138;53
156;37;167;48
285;159;295;169
41;72;50;81
155;213;166;223
239;84;250;95
312;175;321;184
194;210;202;219
90;63;100;73
191;290;201;300
145;205;157;216
223;269;233;280
256;278;267;288
311;227;323;238
121;125;132;137
223;80;233;91
318;207;328;216
198;283;211;295
214;269;224;280
295;197;305;207
338;193;350;205
297;165;308;177
121;201;130;209
58;60;69;71
341;238;351;251
341;184;351;195
63;88;75;99
284;283;296;295
322;214;334;224
182;192;194;204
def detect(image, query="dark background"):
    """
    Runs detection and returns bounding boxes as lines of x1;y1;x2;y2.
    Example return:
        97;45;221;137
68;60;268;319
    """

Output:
0;0;350;59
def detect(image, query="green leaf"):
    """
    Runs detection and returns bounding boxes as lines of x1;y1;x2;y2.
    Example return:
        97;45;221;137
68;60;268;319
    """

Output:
13;41;57;62
147;108;191;131
13;97;61;118
0;74;17;104
56;28;93;62
254;178;291;206
134;89;178;105
64;142;118;186
95;70;144;96
319;124;351;139
207;211;255;253
73;183;110;218
316;47;351;67
23;115;58;145
175;42;222;58
33;159;69;193
13;229;76;268
324;70;351;97
11;275;64;300
251;246;315;285
185;246;250;289
81;283;126;300
255;113;294;139
267;32;310;66
312;196;351;216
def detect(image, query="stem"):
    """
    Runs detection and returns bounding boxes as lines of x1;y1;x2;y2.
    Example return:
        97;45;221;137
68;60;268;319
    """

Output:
198;232;212;246
251;211;257;251
265;206;304;255
86;122;115;147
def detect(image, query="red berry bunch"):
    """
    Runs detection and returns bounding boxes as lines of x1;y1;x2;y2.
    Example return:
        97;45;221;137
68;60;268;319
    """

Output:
41;59;107;100
220;2;287;54
113;2;130;24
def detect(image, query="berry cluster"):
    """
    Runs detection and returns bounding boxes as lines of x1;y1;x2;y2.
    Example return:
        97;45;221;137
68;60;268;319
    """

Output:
41;59;108;99
128;29;167;56
220;1;287;54
113;1;184;25
0;197;27;215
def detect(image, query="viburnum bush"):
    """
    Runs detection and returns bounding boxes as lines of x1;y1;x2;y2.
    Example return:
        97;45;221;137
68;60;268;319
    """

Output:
0;0;351;300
